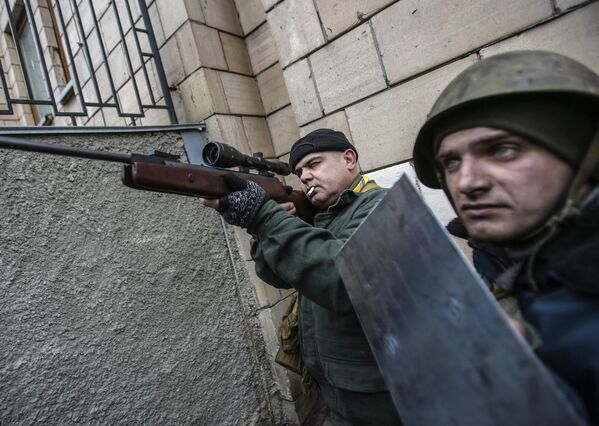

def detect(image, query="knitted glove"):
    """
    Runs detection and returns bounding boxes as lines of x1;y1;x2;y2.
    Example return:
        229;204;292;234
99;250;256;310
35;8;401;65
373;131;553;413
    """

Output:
217;173;269;227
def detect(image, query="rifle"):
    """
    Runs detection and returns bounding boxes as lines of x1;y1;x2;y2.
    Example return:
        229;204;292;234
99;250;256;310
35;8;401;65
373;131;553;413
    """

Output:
0;136;317;223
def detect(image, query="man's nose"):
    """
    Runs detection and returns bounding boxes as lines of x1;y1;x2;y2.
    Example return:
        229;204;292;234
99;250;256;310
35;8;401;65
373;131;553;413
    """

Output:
457;158;489;195
300;170;313;184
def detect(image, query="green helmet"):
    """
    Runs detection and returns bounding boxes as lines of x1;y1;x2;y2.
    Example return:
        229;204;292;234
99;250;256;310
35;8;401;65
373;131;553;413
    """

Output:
413;50;599;189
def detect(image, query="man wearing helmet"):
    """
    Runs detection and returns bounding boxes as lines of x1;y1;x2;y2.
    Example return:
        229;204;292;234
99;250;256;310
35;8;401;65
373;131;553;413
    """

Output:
412;50;599;423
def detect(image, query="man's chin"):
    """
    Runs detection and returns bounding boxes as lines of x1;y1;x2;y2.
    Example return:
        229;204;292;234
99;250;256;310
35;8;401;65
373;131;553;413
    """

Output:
464;222;519;245
309;195;334;210
310;199;327;210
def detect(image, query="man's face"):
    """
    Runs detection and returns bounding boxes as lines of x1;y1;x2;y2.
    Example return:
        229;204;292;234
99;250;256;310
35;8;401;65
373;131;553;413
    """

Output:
436;127;574;244
294;150;357;209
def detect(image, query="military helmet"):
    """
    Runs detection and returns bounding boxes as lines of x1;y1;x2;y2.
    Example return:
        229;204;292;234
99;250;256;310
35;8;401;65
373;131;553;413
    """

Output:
413;50;599;188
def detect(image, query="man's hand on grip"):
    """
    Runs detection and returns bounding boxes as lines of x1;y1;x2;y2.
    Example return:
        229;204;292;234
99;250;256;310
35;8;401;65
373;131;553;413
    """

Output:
278;201;296;215
209;173;269;228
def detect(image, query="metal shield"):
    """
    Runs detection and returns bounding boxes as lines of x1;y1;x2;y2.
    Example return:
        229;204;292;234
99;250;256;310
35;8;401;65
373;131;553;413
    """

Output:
336;175;585;426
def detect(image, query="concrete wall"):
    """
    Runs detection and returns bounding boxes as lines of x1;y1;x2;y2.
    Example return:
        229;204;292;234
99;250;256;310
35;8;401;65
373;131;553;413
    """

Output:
1;0;303;422
0;130;281;424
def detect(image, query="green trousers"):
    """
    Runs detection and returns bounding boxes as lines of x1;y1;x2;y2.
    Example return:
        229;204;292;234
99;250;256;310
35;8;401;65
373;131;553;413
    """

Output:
316;377;402;426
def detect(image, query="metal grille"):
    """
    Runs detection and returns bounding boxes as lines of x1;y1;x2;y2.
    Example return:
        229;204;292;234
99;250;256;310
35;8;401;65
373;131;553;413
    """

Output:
0;0;177;125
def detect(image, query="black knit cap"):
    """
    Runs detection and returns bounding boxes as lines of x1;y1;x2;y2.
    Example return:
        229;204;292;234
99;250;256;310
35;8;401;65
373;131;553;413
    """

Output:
289;128;357;170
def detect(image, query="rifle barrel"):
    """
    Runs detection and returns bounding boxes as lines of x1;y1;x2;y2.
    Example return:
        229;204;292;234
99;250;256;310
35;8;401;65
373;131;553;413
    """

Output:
0;136;131;164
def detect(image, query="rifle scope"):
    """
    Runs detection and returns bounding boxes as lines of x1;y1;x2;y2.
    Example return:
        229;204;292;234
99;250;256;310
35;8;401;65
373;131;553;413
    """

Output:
202;141;291;176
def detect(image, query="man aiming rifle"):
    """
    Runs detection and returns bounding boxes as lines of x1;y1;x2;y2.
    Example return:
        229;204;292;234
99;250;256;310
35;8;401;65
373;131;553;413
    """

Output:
202;129;402;425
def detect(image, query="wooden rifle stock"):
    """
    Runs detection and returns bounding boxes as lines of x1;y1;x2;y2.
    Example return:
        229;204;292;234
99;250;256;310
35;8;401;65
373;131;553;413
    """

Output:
122;159;317;224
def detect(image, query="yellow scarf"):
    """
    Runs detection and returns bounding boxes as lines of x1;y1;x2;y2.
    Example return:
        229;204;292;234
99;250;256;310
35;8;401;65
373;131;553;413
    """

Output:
352;175;379;193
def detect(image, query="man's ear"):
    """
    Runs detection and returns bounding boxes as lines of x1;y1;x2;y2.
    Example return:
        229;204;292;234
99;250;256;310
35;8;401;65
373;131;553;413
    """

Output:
342;148;358;169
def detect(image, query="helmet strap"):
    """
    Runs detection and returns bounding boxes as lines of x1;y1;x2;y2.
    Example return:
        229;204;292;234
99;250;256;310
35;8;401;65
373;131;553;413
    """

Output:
523;119;599;290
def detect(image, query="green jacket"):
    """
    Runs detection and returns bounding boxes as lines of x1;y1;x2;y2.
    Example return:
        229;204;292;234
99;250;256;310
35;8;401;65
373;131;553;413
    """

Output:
248;176;388;392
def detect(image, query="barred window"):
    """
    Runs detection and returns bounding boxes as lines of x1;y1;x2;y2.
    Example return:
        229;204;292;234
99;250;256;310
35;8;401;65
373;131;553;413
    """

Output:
0;0;176;126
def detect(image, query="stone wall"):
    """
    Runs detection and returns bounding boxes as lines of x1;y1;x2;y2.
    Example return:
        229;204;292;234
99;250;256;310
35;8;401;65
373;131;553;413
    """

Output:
263;0;598;172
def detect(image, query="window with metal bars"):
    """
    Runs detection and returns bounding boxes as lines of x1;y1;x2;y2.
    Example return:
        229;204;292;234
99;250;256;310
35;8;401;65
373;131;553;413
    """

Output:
0;0;177;126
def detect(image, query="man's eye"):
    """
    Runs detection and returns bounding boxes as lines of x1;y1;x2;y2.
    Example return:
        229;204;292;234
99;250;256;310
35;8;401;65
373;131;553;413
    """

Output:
441;157;460;171
492;145;517;159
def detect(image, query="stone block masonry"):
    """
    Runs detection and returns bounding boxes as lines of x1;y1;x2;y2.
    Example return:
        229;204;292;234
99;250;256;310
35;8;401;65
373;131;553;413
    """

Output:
284;58;323;125
371;0;552;84
267;0;325;67
480;2;599;71
346;56;477;170
264;0;598;173
246;22;279;74
310;23;386;114
257;63;291;114
315;0;394;40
